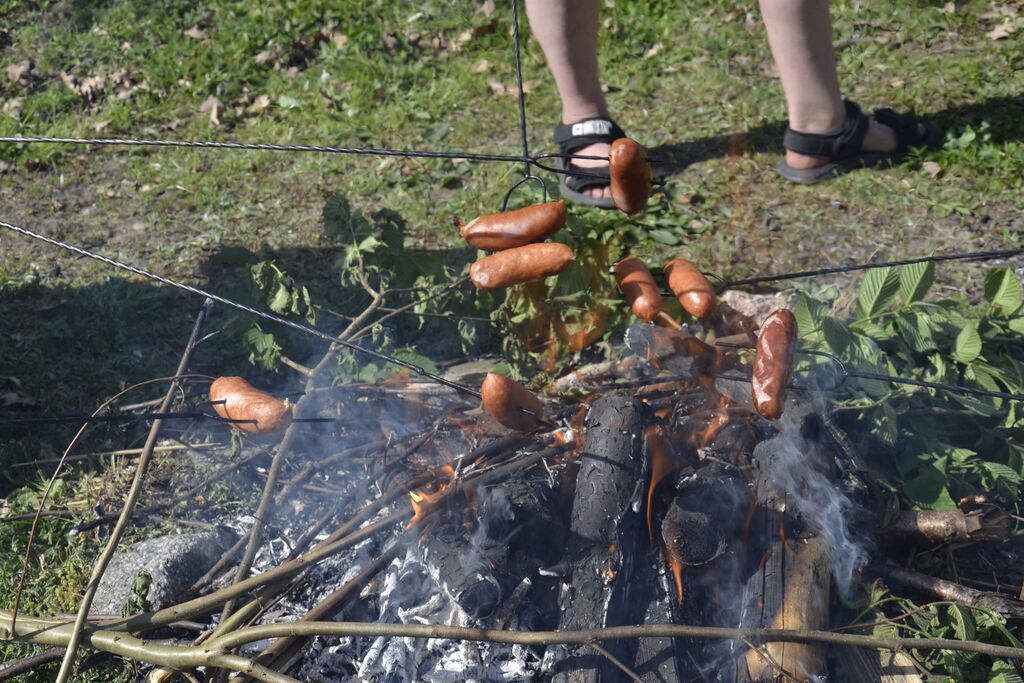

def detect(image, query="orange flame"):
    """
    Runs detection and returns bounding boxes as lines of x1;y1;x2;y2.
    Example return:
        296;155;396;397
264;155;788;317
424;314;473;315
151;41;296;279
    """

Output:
664;542;685;607
407;464;455;528
645;425;682;539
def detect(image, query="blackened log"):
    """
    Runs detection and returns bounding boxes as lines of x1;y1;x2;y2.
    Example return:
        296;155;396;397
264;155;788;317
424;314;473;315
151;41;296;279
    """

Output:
662;464;749;571
419;492;504;621
550;395;647;683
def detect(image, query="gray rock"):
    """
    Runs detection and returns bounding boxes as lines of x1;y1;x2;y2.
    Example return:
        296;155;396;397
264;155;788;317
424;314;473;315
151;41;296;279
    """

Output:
91;529;236;616
718;290;797;328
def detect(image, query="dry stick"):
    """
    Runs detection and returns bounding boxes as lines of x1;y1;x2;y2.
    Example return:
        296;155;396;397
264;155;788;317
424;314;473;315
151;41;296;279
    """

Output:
54;299;215;683
199;621;1024;661
10;442;219;469
587;641;644;683
8;374;210;630
0;612;294;683
0;647;66;681
217;283;383;627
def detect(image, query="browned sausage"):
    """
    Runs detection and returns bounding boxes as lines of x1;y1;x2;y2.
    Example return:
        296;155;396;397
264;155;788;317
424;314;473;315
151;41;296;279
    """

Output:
609;138;651;216
751;310;797;420
210;376;293;434
664;258;716;319
615;256;662;322
481;372;545;431
461;201;568;251
469;242;574;290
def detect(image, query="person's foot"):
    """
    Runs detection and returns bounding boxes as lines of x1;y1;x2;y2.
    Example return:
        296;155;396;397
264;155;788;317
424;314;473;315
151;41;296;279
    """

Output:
784;117;928;171
569;141;612;200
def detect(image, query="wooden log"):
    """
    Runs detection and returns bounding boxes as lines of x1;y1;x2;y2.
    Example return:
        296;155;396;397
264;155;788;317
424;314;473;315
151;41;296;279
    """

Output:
835;647;923;683
880;508;1009;544
550;395;647;682
743;537;831;681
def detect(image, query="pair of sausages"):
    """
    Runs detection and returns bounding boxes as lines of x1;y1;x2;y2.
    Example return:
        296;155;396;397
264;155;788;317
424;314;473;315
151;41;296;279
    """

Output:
464;201;575;290
615;257;717;322
210;377;293;434
751;310;797;421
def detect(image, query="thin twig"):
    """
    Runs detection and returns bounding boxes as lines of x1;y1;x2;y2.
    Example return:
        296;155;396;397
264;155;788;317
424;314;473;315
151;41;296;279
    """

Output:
54;299;215;683
0;647;66;681
586;641;644;683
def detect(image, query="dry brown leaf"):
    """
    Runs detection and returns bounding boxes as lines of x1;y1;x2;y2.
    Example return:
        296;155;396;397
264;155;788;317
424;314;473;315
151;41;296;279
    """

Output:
200;95;225;126
184;25;209;40
472;59;490;73
246;94;271;114
986;20;1017;39
6;59;31;83
329;31;348;50
477;0;496;17
254;50;275;65
486;77;508;96
0;160;13;173
889;77;905;88
922;161;942;178
91;119;111;132
940;2;956;13
2;98;23;118
675;191;699;205
643;42;663;60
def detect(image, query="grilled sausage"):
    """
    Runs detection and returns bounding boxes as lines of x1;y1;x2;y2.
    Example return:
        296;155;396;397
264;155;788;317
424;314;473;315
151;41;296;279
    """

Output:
469;242;574;290
615;256;662;322
481;372;545;432
461;201;567;251
664;258;716;319
609;138;651;216
210;376;293;434
751;310;797;420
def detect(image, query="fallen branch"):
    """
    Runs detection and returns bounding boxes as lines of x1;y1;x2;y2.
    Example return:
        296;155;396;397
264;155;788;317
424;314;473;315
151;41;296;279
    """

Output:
872;565;1024;619
0;647;65;681
881;509;1009;544
0;612;293;683
199;620;1024;661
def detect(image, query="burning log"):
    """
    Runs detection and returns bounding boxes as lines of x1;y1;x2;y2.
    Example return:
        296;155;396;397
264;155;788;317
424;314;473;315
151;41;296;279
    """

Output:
880;508;1009;544
417;468;563;621
550;395;647;682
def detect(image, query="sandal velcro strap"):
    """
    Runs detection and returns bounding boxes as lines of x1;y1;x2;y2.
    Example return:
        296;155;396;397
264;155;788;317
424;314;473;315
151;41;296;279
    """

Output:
872;107;926;153
553;117;626;154
782;100;869;159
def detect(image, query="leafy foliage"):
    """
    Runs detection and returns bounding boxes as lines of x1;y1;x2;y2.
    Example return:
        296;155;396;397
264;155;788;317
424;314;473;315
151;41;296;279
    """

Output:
795;263;1024;510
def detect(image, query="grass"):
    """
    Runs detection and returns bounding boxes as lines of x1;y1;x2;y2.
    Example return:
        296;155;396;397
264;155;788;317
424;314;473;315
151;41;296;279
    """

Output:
1;0;1023;679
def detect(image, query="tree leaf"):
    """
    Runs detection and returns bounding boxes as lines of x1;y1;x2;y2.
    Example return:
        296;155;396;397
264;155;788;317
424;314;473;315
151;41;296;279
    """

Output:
903;466;958;510
898;261;935;304
984;267;1023;316
647;229;679;245
822;316;855;353
954;323;982;364
857;266;901;318
792;293;825;338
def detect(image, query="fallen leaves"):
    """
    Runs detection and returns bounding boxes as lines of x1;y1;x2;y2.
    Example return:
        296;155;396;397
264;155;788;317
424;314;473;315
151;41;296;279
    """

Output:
60;71;106;103
922;161;943;178
487;77;542;97
183;25;209;40
6;59;31;84
986;20;1018;40
200;95;225;126
245;94;271;115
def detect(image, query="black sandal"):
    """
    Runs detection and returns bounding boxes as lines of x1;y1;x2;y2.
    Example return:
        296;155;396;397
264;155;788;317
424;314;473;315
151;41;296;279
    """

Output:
552;117;627;208
776;99;942;185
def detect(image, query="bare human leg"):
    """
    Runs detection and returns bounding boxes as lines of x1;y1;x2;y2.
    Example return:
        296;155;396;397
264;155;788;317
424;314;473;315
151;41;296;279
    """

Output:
759;0;921;170
525;0;611;200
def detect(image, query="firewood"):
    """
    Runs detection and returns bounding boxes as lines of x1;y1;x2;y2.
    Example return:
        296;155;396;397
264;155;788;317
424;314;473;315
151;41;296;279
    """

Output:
880;508;1009;544
872;565;1024;619
835;647;923;683
550;395;647;682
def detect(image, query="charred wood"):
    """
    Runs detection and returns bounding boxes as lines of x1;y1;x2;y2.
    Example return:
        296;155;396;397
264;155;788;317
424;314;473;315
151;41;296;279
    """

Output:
550;395;647;682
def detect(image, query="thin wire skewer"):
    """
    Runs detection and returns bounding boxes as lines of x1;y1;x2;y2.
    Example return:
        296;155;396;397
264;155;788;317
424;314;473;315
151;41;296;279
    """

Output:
0;411;334;427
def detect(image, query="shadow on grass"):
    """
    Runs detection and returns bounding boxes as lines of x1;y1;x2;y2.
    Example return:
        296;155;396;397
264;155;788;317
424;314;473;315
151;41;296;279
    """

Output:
0;241;483;493
648;95;1024;176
